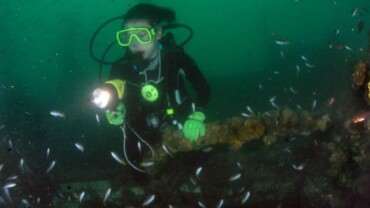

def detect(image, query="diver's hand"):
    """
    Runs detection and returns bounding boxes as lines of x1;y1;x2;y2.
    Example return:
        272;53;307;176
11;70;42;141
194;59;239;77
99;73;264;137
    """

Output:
183;112;206;141
105;102;125;125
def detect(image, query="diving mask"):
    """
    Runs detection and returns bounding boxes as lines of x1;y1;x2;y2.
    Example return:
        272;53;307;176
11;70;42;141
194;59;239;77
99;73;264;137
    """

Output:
116;27;156;47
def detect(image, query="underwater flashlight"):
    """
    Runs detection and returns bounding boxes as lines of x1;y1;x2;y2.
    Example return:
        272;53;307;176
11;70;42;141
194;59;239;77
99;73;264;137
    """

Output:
92;88;111;109
92;80;125;109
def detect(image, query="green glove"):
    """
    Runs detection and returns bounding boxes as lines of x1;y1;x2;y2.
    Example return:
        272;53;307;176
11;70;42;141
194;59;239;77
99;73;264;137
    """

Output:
105;103;125;125
183;111;206;141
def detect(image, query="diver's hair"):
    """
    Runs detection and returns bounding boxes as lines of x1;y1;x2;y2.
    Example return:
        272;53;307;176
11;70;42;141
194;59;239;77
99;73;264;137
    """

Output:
123;3;176;27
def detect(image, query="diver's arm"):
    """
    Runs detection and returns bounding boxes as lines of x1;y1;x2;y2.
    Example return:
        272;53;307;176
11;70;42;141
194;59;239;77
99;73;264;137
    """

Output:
179;52;210;108
175;52;209;141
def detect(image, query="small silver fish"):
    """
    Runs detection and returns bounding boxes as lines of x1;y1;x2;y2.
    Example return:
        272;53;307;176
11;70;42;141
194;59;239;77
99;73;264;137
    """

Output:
110;152;126;166
352;7;358;17
140;161;154;167
75;143;84;152
305;63;315;68
312;99;317;110
177;123;183;130
292;163;305;171
162;144;174;158
246;106;254;114
345;45;353;51
284;147;292;153
229;173;241;181
237;162;242;169
335;28;340;35
275;40;290;45
3;188;12;203
280;50;284;58
202;147;213;152
50;111;65;119
2;182;16;189
8;139;13;149
0;164;3;172
137;142;142;155
216;199;224;208
46;161;56;173
271;101;279;109
198;201;206;208
79;192;85;203
95;114;100;126
142;194;155;207
269;96;276;103
301;55;308;62
20;158;24;173
241;191;251;204
241;112;251;118
21;199;29;206
296;65;300;76
195;166;203;177
237;187;245;194
264;112;271;116
190;176;197;185
103;188;111;204
289;87;298;94
296;104;302;110
46;148;50;158
6;175;18;181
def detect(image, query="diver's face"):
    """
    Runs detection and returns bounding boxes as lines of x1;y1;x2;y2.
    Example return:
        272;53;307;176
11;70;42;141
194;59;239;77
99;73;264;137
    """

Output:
123;19;162;60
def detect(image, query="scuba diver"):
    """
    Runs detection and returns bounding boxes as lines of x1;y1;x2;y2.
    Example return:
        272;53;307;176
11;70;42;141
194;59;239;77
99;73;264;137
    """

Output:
92;3;210;173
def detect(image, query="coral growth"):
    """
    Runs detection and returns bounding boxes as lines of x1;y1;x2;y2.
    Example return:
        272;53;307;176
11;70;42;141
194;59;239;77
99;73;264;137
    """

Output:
297;110;316;133
351;62;367;90
156;106;327;160
325;60;370;194
316;114;332;132
160;117;265;154
281;108;299;127
350;61;370;105
262;134;277;145
227;117;265;150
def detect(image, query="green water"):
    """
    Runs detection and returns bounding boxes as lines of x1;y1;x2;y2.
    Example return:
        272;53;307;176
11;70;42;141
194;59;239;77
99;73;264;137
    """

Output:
0;0;369;207
0;0;368;116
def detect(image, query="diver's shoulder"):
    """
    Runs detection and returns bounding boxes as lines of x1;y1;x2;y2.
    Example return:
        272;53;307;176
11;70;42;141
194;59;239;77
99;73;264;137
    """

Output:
162;46;187;59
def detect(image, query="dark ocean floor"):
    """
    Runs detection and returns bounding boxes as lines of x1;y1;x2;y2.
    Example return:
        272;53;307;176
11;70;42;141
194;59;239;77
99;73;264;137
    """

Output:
2;120;370;208
1;60;370;207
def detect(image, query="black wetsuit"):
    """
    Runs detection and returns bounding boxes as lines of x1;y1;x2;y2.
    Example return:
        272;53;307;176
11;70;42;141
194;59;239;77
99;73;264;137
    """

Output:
108;36;210;159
